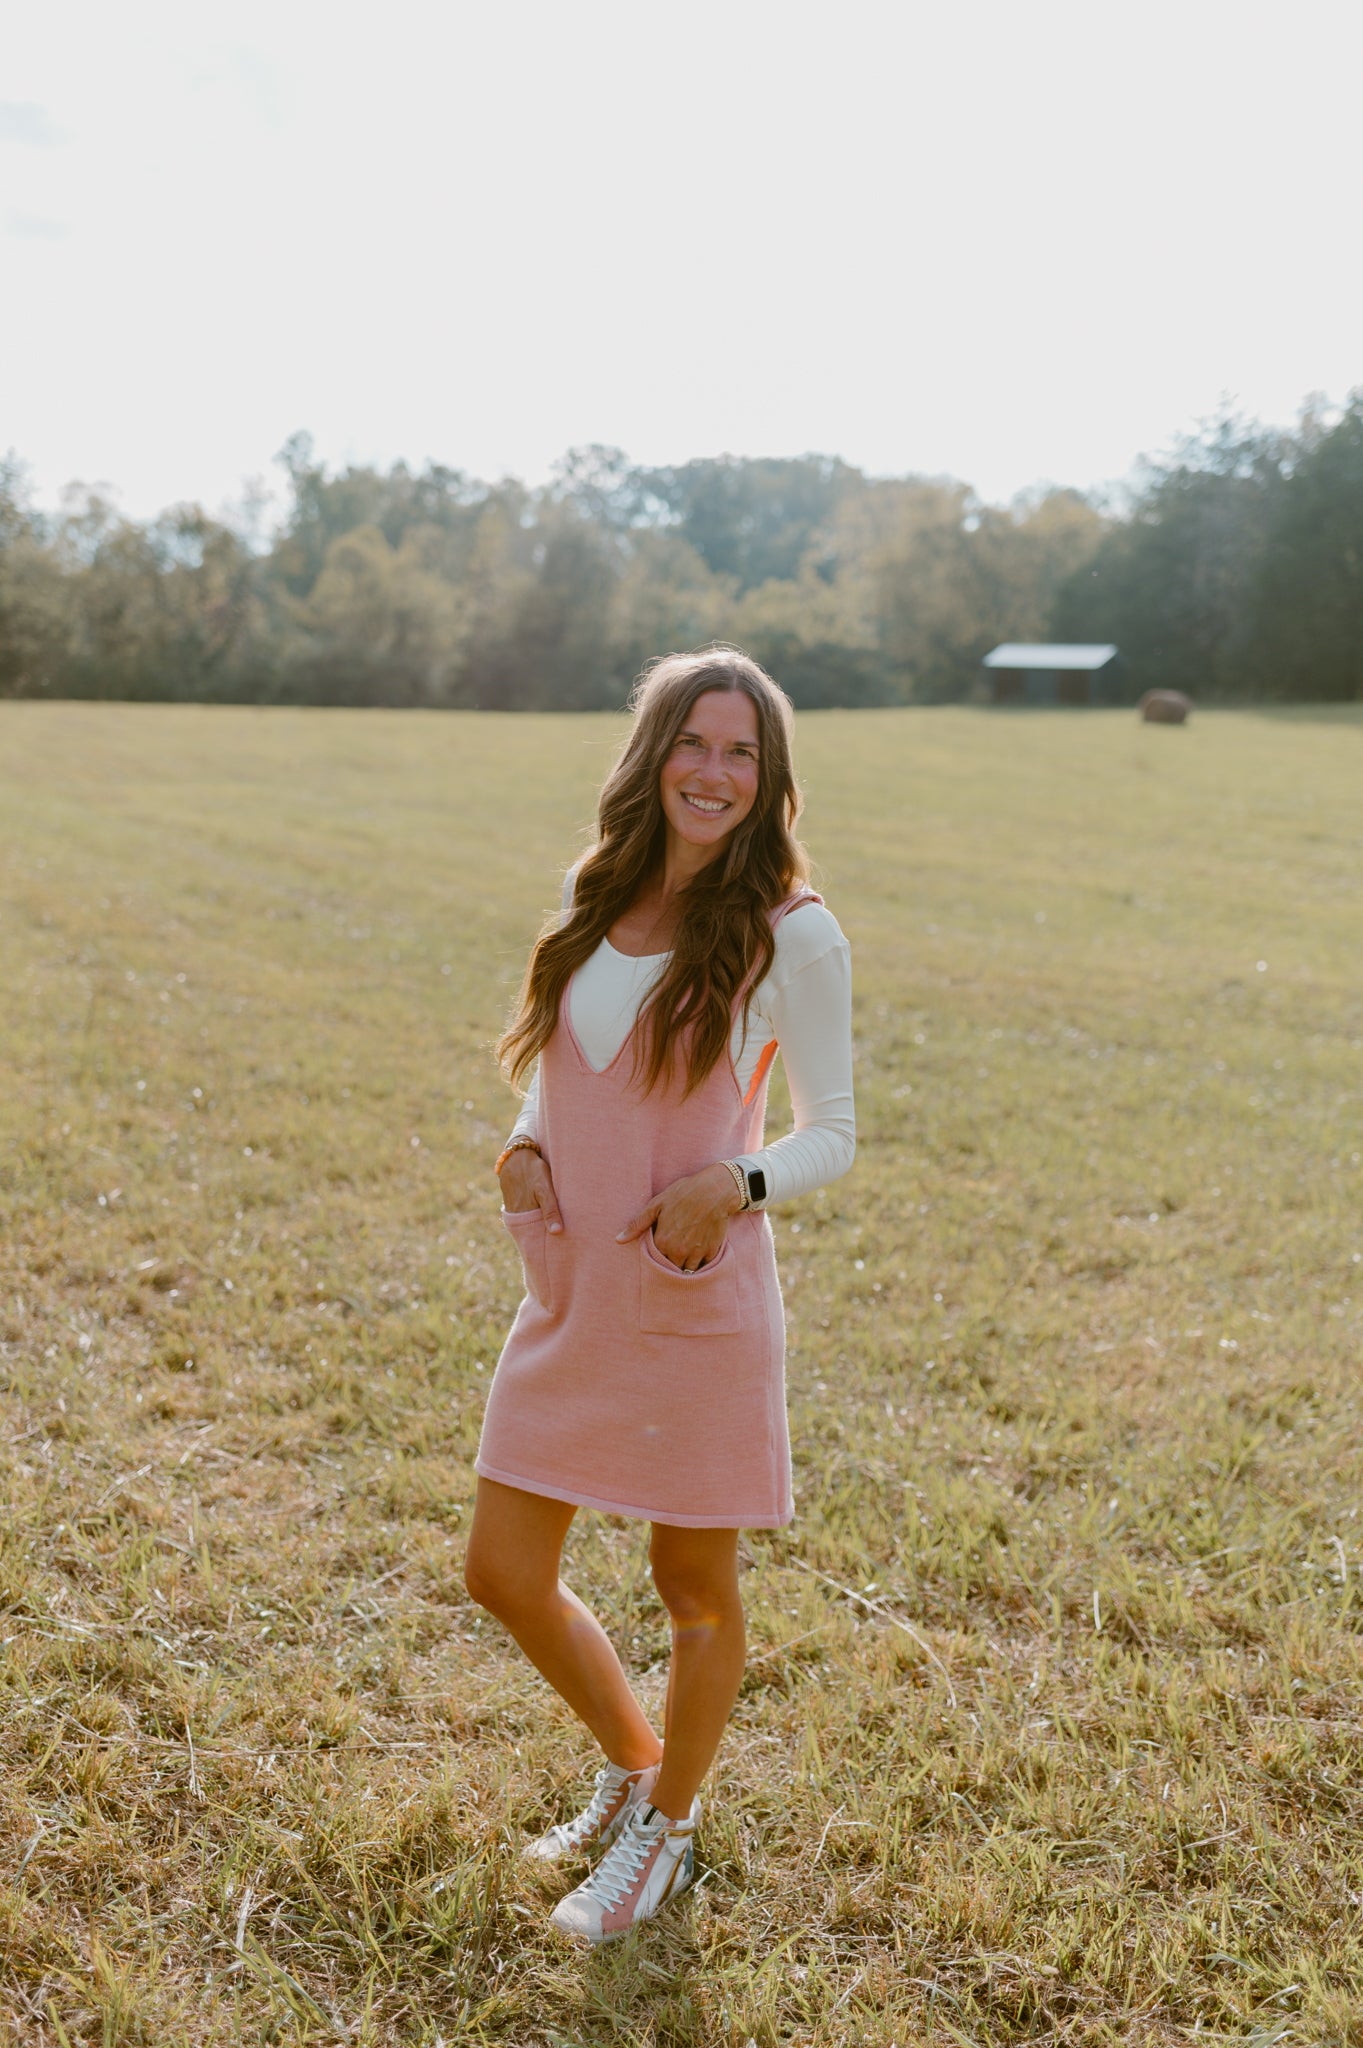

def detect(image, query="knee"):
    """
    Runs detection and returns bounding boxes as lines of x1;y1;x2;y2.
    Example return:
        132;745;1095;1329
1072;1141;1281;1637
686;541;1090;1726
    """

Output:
462;1539;501;1615
463;1538;545;1622
649;1553;740;1629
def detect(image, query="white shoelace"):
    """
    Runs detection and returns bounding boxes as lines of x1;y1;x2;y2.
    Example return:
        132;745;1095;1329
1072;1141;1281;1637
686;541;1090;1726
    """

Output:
555;1764;625;1851
582;1814;664;1908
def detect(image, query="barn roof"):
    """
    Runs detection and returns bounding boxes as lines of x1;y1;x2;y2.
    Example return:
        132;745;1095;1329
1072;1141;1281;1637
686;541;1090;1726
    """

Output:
983;643;1118;670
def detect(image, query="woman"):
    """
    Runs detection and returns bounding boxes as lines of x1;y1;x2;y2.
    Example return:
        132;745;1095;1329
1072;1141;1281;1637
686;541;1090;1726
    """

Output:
464;647;855;1943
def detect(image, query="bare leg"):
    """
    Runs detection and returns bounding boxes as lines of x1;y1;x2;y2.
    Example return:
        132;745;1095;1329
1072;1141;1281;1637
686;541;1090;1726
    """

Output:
464;1477;662;1771
647;1523;746;1821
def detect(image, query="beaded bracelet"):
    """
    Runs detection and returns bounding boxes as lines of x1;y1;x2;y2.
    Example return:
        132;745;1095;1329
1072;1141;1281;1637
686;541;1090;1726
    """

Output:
495;1135;542;1177
721;1158;750;1211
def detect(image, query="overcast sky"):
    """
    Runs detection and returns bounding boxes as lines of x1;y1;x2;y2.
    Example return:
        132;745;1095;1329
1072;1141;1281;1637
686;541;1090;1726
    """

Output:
4;0;1360;525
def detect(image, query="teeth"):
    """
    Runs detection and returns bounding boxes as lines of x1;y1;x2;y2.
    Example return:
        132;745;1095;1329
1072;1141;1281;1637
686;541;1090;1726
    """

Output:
684;795;728;813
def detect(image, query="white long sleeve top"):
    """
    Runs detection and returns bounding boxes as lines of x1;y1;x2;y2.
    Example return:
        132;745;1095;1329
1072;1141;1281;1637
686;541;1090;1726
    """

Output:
507;869;855;1205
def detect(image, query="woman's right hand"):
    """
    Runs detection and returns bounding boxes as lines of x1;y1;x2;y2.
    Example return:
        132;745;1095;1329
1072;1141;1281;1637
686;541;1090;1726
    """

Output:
498;1148;564;1232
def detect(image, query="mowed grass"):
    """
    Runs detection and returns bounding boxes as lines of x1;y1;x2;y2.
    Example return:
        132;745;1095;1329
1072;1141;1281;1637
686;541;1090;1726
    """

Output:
1;700;1361;2048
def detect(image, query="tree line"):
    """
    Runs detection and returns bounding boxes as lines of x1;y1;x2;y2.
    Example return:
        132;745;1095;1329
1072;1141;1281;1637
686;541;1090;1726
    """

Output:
2;397;1360;708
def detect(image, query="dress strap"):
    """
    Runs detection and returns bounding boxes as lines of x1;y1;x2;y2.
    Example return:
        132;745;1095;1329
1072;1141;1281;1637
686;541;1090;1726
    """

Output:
768;887;823;929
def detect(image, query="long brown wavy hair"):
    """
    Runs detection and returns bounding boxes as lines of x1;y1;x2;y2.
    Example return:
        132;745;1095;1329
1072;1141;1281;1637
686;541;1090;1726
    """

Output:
497;646;811;1096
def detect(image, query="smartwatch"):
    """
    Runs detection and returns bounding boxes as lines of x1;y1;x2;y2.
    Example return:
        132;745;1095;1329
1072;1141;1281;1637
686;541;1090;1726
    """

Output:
744;1166;767;1209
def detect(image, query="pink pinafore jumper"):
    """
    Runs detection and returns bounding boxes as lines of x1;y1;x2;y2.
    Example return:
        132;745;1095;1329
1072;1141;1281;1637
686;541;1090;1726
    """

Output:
476;893;819;1528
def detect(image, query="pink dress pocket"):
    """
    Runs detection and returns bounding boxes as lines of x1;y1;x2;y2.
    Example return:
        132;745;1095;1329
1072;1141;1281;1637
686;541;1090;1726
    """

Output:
638;1231;741;1336
502;1207;553;1311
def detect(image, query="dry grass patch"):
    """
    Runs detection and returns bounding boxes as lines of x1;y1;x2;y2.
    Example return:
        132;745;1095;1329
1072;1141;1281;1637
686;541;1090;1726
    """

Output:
0;701;1361;2045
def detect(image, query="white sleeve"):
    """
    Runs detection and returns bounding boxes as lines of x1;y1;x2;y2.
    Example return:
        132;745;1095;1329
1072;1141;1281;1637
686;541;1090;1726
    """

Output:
502;863;580;1149
732;927;855;1205
508;1070;541;1147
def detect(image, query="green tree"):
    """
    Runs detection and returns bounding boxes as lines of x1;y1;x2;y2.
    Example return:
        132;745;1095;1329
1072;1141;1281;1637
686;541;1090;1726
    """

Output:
1248;394;1363;700
1052;411;1285;699
270;433;487;599
728;569;892;707
0;457;73;695
635;455;865;591
53;494;264;701
605;531;730;694
285;523;467;706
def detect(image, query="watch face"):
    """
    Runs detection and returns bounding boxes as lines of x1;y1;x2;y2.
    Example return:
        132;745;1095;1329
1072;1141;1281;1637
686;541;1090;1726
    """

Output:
747;1168;767;1206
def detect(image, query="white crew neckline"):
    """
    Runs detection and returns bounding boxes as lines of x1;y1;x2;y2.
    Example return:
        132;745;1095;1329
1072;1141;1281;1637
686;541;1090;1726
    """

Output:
602;936;668;962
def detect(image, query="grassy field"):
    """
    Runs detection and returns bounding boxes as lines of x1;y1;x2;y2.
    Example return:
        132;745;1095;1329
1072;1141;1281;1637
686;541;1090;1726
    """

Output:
1;699;1361;2048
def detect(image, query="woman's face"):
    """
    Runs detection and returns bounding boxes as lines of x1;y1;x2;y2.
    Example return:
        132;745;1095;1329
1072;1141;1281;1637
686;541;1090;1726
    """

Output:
658;688;762;862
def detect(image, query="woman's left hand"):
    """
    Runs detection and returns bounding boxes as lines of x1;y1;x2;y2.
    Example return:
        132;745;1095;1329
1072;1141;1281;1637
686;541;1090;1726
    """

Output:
615;1162;744;1272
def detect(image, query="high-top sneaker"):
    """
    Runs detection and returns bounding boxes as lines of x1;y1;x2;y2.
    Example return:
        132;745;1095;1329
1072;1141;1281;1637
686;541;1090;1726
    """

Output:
550;1798;699;1943
522;1759;660;1865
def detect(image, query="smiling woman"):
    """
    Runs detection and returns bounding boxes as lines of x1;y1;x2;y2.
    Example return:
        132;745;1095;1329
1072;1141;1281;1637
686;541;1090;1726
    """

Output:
463;646;855;1944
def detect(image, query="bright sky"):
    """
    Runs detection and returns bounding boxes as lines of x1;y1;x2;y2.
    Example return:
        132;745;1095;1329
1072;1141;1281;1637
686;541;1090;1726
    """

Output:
4;0;1360;525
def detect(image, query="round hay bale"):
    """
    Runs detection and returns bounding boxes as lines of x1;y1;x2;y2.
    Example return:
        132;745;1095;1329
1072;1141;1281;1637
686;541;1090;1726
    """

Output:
1139;690;1192;724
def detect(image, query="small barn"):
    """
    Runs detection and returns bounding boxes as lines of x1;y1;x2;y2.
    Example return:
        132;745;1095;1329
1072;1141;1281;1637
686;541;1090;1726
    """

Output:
983;643;1123;706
